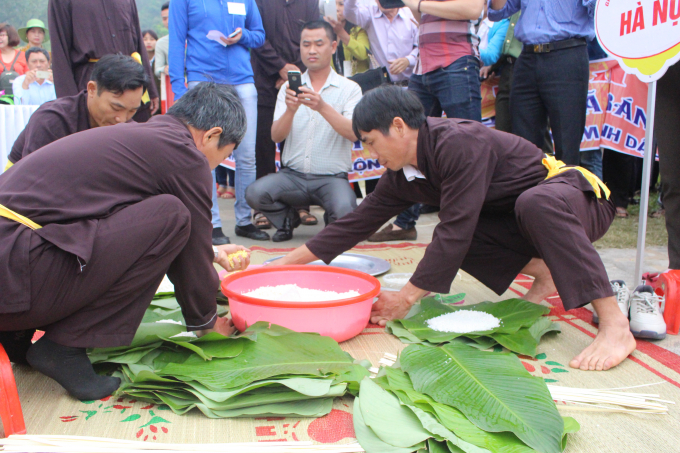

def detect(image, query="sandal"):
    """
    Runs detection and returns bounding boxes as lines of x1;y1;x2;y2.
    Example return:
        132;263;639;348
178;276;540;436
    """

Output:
650;209;665;219
217;185;235;199
615;207;629;218
298;209;318;226
253;212;272;230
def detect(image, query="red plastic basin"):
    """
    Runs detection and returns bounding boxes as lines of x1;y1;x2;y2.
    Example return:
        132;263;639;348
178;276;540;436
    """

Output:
221;265;380;342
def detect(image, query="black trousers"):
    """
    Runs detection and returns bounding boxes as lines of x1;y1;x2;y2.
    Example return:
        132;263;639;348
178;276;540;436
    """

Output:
461;177;615;310
511;45;589;166
496;61;553;154
602;149;636;209
0;195;191;348
655;62;680;268
255;103;277;180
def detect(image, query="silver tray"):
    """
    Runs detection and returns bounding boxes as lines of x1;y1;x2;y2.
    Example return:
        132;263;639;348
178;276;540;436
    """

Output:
262;253;391;276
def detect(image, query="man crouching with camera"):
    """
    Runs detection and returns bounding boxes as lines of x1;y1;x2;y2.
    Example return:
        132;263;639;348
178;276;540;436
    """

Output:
246;20;362;243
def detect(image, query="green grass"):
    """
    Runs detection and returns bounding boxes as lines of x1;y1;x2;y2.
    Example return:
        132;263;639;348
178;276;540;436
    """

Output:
594;194;668;249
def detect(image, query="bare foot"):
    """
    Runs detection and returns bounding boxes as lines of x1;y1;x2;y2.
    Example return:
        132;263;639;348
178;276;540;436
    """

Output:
520;258;557;303
569;297;636;371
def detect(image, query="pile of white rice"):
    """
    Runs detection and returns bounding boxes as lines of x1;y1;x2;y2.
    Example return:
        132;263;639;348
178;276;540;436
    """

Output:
243;284;360;302
426;310;501;333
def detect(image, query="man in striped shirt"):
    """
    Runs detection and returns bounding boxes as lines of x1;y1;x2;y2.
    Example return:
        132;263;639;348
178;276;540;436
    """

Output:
368;0;484;242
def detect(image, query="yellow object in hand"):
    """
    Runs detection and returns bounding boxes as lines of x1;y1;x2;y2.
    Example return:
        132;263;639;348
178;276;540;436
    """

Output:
227;250;249;268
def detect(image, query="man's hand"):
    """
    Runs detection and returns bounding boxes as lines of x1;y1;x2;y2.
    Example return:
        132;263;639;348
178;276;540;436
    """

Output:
163;65;169;76
325;17;351;44
479;65;493;80
279;63;301;81
150;97;160;114
371;281;429;326
214;244;251;272
220;28;242;46
22;70;38;89
285;88;302;113
275;77;287;89
370;291;415;326
298;86;326;112
196;316;236;337
389;58;410;75
46;69;54;82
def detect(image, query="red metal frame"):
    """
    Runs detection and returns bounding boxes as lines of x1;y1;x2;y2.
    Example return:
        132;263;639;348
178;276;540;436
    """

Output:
0;344;26;436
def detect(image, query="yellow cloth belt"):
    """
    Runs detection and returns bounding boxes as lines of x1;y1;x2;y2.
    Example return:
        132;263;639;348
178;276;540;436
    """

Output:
0;204;42;230
3;160;13;171
542;154;611;200
88;53;150;104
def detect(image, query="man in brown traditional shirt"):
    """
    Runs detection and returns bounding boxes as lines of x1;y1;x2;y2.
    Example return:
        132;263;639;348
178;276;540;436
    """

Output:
5;55;146;169
276;86;637;372
48;0;159;122
0;83;248;401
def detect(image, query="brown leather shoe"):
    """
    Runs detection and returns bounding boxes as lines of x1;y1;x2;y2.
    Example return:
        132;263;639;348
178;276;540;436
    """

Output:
367;224;417;242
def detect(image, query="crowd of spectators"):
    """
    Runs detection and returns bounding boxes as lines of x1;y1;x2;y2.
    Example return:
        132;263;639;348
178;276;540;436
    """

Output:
0;0;676;252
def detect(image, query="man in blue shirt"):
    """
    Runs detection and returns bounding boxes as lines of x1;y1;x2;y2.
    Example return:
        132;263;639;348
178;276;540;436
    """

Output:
489;0;602;179
169;0;270;243
12;47;56;106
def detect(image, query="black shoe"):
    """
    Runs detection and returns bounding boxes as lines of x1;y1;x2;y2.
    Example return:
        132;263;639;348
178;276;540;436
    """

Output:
272;212;300;242
235;223;270;241
212;227;230;245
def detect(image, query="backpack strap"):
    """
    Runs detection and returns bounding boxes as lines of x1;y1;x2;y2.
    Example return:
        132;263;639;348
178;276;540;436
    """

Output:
0;51;21;72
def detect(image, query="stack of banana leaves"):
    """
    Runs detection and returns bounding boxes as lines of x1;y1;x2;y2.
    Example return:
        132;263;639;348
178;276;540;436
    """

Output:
88;298;369;419
386;296;561;357
355;343;579;453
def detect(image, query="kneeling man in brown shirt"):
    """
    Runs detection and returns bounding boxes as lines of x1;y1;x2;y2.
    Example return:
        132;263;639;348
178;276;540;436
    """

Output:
276;85;636;372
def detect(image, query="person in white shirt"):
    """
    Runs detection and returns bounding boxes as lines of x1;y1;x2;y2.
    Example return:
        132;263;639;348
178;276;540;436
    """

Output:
246;20;362;242
12;47;56;106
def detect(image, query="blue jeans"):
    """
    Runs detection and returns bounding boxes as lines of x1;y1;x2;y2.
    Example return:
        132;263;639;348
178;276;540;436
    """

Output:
407;56;482;121
189;81;258;228
395;56;482;229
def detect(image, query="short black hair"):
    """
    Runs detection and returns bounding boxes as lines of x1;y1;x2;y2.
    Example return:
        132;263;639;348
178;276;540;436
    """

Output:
142;29;158;40
167;82;247;149
90;54;149;95
161;1;170;11
25;46;50;63
302;20;336;42
352;85;426;139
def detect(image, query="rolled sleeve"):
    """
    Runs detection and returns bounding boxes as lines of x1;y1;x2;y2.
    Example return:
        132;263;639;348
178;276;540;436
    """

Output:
488;0;520;21
342;83;362;120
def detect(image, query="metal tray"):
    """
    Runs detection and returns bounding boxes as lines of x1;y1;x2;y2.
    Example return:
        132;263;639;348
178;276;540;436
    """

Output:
262;253;391;276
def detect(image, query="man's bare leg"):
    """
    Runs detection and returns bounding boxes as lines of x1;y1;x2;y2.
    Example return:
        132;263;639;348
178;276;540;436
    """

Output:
569;296;636;371
520;258;557;303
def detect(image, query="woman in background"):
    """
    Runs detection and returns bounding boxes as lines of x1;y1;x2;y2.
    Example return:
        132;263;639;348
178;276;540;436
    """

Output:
142;29;160;114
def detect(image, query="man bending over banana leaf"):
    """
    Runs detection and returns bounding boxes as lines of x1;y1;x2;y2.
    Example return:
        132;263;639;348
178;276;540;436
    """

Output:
275;85;636;372
0;83;247;401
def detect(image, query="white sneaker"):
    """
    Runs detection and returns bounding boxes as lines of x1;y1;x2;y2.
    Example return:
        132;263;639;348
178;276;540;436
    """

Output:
593;280;630;324
629;284;666;340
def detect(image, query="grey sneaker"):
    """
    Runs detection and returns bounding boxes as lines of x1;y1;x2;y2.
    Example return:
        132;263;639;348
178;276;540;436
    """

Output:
629;285;666;340
593;280;630;324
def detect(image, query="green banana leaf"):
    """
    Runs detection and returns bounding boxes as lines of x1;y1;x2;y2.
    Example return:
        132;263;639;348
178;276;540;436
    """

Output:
400;343;564;453
354;394;428;453
359;378;434;448
398;299;550;343
159;328;367;390
197;397;336;419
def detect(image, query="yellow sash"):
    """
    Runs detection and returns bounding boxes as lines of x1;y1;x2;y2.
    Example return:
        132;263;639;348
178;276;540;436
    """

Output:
3;160;13;171
542;154;611;200
0;204;42;230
